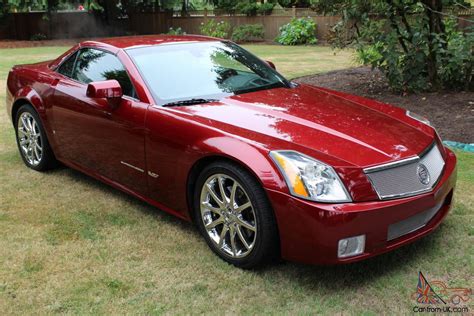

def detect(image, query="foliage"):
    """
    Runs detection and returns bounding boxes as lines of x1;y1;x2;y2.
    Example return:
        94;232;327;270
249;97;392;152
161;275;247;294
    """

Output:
199;20;231;38
211;0;238;13
276;17;318;45
277;0;312;8
30;33;48;41
437;21;473;90
231;24;265;42
167;26;186;35
314;0;473;92
258;2;275;15
234;1;258;16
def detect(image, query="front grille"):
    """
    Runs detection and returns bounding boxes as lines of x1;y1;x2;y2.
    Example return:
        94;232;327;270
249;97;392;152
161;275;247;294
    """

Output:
364;144;445;200
387;200;443;241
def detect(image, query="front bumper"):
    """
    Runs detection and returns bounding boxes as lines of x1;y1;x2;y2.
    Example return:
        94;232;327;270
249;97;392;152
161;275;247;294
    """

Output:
267;147;457;265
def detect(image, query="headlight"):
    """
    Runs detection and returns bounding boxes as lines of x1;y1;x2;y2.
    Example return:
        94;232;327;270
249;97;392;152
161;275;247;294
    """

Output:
406;110;431;126
270;150;352;203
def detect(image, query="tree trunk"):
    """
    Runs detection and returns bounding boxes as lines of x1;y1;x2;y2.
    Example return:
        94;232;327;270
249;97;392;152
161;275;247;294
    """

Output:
421;0;446;89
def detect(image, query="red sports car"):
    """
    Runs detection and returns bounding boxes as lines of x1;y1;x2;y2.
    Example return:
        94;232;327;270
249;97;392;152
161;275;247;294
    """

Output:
6;35;457;268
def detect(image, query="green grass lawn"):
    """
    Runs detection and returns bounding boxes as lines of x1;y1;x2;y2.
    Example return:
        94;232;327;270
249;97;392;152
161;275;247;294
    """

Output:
0;46;472;315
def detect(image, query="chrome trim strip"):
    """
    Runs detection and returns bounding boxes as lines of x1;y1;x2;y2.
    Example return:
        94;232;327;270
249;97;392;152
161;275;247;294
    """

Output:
418;142;435;158
363;142;435;174
120;161;144;173
363;156;419;174
376;187;433;200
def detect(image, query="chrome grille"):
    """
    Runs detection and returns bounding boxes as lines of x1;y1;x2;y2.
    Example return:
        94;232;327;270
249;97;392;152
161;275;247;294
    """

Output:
387;200;443;241
365;144;445;200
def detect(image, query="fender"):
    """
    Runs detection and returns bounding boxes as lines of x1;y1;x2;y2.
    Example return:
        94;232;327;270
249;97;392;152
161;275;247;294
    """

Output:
12;86;46;117
189;136;286;192
179;136;288;220
144;107;289;220
11;85;59;153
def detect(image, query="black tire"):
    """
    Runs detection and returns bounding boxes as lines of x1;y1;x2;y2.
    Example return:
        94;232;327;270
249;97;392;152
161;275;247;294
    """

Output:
14;104;58;171
194;160;279;269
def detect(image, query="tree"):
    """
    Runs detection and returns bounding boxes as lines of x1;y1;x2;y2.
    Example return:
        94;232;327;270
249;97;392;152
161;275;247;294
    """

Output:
313;0;473;92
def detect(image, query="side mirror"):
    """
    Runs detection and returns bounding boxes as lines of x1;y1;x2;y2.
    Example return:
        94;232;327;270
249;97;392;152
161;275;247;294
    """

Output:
86;80;123;99
265;60;276;70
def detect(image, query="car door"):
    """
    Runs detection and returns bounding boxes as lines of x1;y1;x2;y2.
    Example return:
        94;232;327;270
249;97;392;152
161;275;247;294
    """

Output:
50;47;148;195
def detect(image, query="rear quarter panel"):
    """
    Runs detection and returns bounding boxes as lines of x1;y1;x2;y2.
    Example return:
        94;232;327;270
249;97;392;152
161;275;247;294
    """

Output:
7;62;60;150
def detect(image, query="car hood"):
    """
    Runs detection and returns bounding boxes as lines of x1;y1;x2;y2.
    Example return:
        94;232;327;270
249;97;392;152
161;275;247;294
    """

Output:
173;84;434;168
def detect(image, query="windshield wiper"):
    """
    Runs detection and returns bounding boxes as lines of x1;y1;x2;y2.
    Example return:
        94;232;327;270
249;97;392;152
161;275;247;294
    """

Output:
162;98;219;107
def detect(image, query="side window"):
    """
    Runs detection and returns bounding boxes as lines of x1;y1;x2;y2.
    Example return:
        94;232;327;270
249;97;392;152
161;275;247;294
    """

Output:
57;51;78;78
72;48;136;98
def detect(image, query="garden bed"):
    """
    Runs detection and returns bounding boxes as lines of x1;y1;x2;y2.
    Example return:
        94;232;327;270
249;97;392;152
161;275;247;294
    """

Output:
296;67;473;143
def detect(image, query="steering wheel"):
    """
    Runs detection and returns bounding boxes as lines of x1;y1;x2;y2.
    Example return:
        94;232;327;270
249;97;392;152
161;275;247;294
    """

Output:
243;77;270;88
219;68;238;82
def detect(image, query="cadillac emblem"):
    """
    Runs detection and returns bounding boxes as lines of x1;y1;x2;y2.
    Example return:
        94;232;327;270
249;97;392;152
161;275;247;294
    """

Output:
417;164;430;185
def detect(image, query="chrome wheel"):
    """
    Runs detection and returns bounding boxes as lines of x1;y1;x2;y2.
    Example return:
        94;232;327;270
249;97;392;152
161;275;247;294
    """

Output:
200;174;257;258
17;112;43;166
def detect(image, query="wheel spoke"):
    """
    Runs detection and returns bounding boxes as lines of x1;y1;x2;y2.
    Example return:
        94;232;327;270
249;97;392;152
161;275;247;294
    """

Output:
235;201;251;213
217;176;229;204
205;216;224;230
229;182;238;208
236;225;250;249
21;116;29;132
237;217;256;231
27;116;33;131
202;201;221;215
218;225;229;248
206;183;224;208
229;225;237;256
33;145;41;161
32;121;39;135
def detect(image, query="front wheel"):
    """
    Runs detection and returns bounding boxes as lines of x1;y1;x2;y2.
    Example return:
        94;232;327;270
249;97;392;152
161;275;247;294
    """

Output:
194;161;279;269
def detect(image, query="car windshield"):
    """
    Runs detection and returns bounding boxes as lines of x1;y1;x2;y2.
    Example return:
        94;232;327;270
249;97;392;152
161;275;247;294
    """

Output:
126;41;290;105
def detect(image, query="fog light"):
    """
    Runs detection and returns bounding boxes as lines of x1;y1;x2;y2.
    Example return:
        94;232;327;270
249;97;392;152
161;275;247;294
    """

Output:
338;235;365;258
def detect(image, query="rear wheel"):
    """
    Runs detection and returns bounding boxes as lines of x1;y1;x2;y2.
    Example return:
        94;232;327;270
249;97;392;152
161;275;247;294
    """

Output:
194;161;279;268
14;104;57;171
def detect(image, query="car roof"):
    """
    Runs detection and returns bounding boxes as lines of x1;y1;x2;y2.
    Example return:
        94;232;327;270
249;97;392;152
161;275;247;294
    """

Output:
86;34;221;50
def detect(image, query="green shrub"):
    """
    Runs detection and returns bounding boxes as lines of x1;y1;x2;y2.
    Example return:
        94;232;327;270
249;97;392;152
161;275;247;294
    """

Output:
355;16;473;92
167;27;186;35
233;1;274;16
199;20;231;39
437;20;473;90
276;18;317;45
30;33;48;41
257;2;275;15
317;0;473;92
232;24;265;43
234;1;258;16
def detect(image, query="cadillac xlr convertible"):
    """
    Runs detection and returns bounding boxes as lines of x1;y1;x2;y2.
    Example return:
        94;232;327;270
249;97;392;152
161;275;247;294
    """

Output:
6;35;457;268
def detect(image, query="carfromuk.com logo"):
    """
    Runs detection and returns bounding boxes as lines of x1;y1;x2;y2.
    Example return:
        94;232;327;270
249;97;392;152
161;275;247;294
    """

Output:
412;271;472;313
